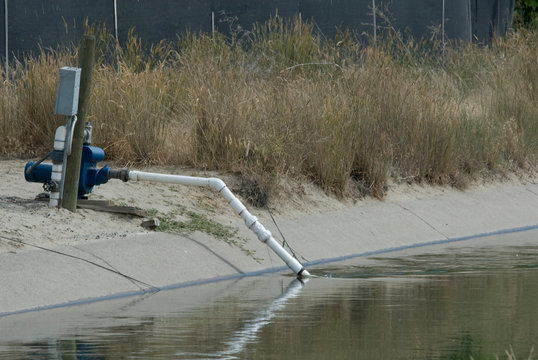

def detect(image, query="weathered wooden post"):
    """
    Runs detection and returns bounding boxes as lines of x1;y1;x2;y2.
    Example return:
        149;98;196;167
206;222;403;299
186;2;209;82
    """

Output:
62;35;95;212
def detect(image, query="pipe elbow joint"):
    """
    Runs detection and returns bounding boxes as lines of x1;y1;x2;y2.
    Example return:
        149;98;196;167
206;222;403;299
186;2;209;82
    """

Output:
209;178;226;192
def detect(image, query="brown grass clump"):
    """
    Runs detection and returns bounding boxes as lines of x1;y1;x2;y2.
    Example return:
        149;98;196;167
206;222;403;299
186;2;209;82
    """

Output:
0;18;536;201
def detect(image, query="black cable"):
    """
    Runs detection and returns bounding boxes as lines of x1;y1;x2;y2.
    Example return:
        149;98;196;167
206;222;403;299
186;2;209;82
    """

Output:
265;204;309;263
70;244;147;291
265;204;292;255
0;234;159;293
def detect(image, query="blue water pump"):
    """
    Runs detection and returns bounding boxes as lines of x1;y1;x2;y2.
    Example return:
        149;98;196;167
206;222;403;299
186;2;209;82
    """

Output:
25;67;128;202
25;145;112;199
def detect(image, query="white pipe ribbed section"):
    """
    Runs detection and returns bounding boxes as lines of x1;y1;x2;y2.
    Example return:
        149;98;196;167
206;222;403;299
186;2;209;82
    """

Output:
128;170;310;278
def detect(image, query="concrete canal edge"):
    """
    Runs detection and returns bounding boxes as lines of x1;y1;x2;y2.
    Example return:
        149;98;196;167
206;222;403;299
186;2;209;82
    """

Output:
1;180;537;317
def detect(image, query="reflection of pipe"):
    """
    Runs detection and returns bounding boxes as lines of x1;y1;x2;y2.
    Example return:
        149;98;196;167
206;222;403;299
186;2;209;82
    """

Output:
124;170;310;278
175;278;307;359
218;278;306;357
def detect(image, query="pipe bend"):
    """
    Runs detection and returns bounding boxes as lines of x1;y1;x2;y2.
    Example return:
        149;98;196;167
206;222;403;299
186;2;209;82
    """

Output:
208;178;226;192
114;170;309;276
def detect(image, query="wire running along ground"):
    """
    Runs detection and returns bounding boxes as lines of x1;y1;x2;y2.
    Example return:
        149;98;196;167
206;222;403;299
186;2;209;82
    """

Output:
0;234;159;293
0;201;309;292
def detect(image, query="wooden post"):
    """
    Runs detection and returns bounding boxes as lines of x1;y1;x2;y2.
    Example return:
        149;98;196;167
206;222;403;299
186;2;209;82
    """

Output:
61;35;95;212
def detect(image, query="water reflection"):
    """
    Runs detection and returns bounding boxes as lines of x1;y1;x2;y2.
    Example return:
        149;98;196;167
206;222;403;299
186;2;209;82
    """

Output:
176;278;306;360
1;240;537;360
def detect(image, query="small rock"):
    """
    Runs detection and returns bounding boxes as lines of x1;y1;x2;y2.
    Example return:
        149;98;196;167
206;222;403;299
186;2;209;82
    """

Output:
141;218;160;230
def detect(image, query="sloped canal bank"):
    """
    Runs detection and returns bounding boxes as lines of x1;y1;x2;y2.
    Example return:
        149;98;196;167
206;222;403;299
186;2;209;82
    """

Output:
1;228;537;359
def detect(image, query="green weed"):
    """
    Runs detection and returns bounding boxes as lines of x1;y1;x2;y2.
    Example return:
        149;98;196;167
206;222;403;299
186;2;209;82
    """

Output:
148;208;260;260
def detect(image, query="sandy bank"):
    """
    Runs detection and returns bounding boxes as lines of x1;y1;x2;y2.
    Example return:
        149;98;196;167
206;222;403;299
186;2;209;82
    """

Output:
0;159;537;316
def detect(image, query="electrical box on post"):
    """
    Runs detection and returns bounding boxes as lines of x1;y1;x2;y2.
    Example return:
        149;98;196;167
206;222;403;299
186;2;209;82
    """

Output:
54;67;81;116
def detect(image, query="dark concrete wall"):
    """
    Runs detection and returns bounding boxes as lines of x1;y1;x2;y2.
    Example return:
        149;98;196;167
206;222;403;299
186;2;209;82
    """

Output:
117;0;212;44
1;0;514;62
3;0;113;58
471;0;515;41
382;0;471;41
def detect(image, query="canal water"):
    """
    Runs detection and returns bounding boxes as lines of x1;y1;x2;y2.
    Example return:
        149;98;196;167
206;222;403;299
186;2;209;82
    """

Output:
1;229;537;360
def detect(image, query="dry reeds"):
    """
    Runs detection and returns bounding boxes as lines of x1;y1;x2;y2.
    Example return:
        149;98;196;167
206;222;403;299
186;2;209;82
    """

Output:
1;18;536;200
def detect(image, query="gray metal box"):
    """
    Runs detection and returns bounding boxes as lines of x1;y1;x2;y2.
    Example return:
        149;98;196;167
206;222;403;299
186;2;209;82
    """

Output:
54;67;81;116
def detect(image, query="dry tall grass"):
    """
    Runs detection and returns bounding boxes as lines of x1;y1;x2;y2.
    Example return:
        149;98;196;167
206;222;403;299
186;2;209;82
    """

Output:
1;18;536;200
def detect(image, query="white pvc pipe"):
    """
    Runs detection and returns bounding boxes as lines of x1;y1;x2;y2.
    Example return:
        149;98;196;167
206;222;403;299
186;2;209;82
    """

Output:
50;126;67;208
128;170;311;277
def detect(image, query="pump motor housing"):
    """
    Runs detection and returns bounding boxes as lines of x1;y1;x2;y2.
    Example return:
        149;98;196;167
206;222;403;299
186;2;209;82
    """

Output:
25;145;111;199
